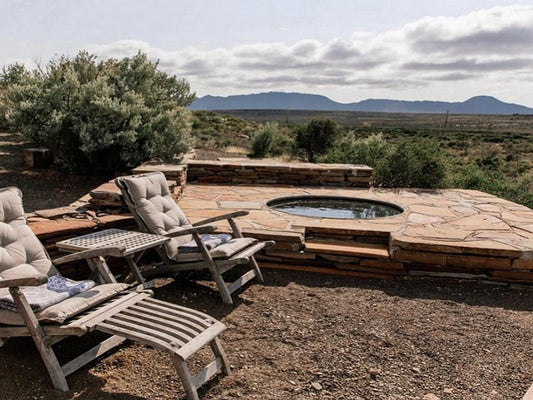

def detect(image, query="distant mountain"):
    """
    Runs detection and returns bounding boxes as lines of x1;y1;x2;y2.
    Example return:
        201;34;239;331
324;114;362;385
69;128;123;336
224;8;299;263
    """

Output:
190;92;533;115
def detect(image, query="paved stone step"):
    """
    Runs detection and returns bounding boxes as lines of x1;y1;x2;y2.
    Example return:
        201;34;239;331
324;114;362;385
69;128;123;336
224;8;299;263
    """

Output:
304;240;390;259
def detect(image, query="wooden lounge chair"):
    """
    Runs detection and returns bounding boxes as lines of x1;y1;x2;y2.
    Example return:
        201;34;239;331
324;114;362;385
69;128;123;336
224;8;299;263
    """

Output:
0;187;230;400
115;171;274;304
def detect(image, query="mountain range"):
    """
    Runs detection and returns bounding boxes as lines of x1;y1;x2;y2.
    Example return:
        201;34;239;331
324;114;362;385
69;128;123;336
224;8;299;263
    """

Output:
190;92;533;115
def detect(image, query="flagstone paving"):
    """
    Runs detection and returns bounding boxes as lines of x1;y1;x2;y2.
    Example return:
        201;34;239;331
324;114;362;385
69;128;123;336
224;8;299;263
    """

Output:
178;184;533;282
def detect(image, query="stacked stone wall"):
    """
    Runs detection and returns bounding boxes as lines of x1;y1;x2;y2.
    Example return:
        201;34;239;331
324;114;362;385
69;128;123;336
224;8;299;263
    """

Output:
186;160;373;187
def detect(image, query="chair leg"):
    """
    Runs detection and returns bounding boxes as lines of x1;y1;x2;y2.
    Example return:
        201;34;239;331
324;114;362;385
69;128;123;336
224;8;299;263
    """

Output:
212;270;233;305
10;287;69;391
193;232;234;304
33;335;70;391
210;337;231;376
171;354;200;400
250;256;264;282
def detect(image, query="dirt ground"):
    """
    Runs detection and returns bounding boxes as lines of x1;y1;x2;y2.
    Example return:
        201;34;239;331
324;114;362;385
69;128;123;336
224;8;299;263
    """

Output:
0;132;109;212
0;132;532;400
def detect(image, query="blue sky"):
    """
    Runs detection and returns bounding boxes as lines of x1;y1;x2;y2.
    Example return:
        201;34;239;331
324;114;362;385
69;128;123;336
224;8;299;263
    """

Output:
2;0;533;106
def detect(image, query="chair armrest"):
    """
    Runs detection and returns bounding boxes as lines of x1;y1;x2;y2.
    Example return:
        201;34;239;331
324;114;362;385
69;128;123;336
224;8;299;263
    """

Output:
166;224;217;238
192;210;249;226
53;246;127;265
0;274;48;289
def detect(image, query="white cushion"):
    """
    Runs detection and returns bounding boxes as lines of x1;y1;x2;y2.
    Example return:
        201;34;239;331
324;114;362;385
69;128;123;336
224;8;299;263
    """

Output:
0;282;129;325
174;237;257;262
0;188;56;281
119;172;194;259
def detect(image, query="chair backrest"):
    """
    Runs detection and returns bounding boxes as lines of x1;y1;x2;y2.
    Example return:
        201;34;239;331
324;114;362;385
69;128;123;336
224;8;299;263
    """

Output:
0;187;57;294
115;172;193;259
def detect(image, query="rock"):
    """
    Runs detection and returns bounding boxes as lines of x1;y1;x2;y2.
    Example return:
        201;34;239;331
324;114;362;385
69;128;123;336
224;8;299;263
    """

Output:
423;394;441;400
311;382;323;391
369;368;380;379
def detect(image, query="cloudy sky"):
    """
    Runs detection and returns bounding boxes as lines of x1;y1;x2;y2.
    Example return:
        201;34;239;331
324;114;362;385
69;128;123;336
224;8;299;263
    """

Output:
2;0;533;106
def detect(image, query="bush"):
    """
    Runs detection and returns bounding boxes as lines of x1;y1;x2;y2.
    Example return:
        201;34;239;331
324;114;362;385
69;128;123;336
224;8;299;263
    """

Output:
452;163;533;208
325;132;391;165
249;122;277;158
270;126;295;157
0;63;29;130
6;51;195;174
375;140;446;188
323;133;446;188
294;117;339;162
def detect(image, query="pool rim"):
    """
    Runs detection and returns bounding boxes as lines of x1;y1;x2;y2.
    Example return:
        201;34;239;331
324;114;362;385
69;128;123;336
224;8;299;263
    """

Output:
266;194;404;220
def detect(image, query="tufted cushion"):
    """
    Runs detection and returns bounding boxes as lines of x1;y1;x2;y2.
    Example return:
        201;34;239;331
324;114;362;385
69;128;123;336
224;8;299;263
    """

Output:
0;188;56;288
0;282;129;325
175;237;257;262
118;172;194;259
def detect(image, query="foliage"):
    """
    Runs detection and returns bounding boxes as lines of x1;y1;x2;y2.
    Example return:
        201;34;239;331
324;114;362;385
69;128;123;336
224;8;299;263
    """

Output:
249;122;278;158
0;64;30;130
375;140;446;188
6;51;194;174
452;163;533;208
269;126;295;157
294;117;339;162
323;133;446;188
186;109;533;207
325;132;391;165
191;110;259;150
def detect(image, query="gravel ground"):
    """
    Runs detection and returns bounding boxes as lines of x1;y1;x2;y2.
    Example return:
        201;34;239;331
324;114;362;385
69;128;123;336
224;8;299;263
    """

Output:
1;272;532;400
0;131;532;399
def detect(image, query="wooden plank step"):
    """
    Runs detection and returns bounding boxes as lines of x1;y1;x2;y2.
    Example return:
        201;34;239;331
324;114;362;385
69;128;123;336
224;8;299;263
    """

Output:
303;224;391;237
304;240;389;259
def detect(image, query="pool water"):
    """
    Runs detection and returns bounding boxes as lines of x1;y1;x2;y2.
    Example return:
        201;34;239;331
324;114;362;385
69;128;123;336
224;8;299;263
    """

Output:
267;196;403;219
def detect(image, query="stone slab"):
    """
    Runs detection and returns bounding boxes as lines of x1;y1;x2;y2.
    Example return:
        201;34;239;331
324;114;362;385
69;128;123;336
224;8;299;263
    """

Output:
512;259;533;270
259;262;395;279
34;206;81;219
335;263;405;276
360;259;405;270
447;254;512;270
393;250;447;266
30;218;96;239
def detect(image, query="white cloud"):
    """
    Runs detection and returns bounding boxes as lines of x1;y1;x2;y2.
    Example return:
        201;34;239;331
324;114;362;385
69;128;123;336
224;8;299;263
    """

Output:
87;5;533;104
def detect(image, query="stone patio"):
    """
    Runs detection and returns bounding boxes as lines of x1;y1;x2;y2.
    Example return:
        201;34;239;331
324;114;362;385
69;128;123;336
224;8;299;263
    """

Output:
27;158;533;285
178;184;533;284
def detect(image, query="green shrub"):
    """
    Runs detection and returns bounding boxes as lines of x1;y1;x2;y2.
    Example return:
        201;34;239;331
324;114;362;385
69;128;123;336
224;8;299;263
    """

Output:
294;117;339;162
191;110;259;150
323;133;446;188
375;140;446;188
452;163;533;208
0;63;29;131
6;51;194;174
325;132;391;165
249;122;278;158
270;126;295;157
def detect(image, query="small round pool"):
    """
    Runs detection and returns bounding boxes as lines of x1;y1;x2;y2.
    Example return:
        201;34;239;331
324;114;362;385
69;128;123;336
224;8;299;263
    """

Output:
267;195;403;219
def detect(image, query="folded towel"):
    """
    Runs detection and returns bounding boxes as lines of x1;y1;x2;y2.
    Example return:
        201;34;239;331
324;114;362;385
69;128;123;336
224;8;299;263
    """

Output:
0;275;95;312
178;233;232;253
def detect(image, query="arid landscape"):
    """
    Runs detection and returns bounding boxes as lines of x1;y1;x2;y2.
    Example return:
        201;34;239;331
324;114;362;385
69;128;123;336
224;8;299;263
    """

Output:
0;131;532;399
2;2;533;398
